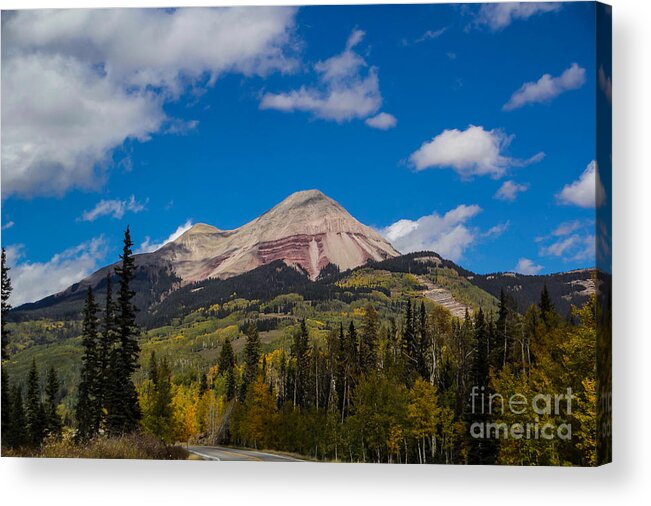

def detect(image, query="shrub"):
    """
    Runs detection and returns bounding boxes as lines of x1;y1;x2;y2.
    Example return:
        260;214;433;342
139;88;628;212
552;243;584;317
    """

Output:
11;432;190;460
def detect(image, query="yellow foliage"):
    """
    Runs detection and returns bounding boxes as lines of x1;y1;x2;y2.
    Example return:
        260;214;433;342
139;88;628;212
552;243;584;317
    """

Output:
171;384;200;443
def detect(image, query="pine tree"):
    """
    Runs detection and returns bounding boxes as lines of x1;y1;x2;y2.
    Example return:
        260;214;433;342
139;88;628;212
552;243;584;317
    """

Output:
335;323;348;418
199;372;209;396
106;227;141;435
153;358;174;443
1;368;13;448
218;338;236;400
0;250;13;442
416;301;430;379
148;351;159;385
76;287;101;441
25;359;46;447
97;273;116;418
240;322;260;401
466;308;497;464
539;284;557;327
496;289;518;368
7;385;27;448
44;366;63;437
402;299;417;380
1;247;12;360
292;319;310;407
359;304;379;373
347;321;358;374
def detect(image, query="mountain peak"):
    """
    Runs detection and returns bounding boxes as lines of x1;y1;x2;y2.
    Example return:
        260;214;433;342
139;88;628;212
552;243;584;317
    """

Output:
275;189;334;210
186;223;220;235
132;190;400;283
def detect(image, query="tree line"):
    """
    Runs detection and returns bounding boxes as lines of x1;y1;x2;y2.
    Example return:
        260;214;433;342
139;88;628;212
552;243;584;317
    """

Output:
1;228;143;451
1;235;600;465
125;283;598;465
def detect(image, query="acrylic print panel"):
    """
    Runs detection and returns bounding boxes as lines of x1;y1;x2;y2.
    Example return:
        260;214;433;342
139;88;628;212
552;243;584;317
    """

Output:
0;2;611;465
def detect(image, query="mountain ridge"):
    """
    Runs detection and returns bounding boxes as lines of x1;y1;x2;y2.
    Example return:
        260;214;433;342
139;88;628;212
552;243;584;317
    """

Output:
11;190;399;318
151;189;400;282
9;192;597;326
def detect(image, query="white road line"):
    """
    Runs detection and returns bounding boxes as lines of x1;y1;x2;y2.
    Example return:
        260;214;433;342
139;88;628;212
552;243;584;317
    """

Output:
242;449;304;462
187;448;221;461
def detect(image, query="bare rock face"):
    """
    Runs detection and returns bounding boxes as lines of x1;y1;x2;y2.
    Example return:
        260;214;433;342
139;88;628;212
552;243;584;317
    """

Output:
153;190;400;281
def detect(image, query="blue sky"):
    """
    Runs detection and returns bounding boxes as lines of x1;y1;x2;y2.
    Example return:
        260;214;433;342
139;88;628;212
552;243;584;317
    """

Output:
1;3;611;305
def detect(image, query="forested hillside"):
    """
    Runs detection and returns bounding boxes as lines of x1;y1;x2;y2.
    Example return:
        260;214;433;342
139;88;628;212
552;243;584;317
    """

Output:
2;242;605;464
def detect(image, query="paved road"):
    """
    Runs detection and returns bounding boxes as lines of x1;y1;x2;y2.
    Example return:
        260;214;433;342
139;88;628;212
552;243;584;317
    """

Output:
187;445;305;462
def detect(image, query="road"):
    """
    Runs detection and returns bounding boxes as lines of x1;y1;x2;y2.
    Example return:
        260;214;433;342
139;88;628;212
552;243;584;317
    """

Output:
186;445;305;462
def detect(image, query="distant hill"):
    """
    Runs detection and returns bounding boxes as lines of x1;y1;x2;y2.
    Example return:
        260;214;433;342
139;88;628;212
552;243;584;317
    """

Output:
467;269;597;317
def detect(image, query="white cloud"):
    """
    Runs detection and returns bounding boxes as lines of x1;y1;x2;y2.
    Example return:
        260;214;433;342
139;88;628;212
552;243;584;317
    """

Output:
475;2;561;31
80;195;146;222
2;221;15;231
572;235;595;261
552;220;582;237
260;29;386;124
556;160;606;208
540;236;578;257
409;125;543;178
402;27;447;46
503;63;586;111
416;28;447;42
514;258;544;275
1;7;297;198
2;53;164;197
494;180;529;201
365;112;397;130
5;237;108;306
537;221;595;264
136;220;193;254
540;234;595;262
379;204;482;261
482;222;510;239
599;65;612;103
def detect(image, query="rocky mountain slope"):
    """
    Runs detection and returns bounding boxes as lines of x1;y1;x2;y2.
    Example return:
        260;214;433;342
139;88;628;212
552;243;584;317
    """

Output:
11;190;399;321
152;189;399;282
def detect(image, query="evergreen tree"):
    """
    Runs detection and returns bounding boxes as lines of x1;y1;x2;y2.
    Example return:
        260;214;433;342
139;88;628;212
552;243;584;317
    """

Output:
106;227;141;435
25;359;46;447
218;338;236;400
466;308;497;464
1;368;12;448
97;273;116;417
347;321;358;375
148;351;159;385
240;322;260;401
44;366;63;437
199;372;209;396
539;284;557;327
76;287;101;441
402;300;417;379
292;319;310;407
416;301;430;379
1;247;12;360
496;289;518;368
0;250;12;443
7;385;27;448
152;358;174;443
539;283;553;314
335;323;348;418
359;304;379;373
141;352;174;443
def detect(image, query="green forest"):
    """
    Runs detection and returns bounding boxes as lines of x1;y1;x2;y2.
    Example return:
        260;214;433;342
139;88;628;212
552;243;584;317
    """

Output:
1;229;609;464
